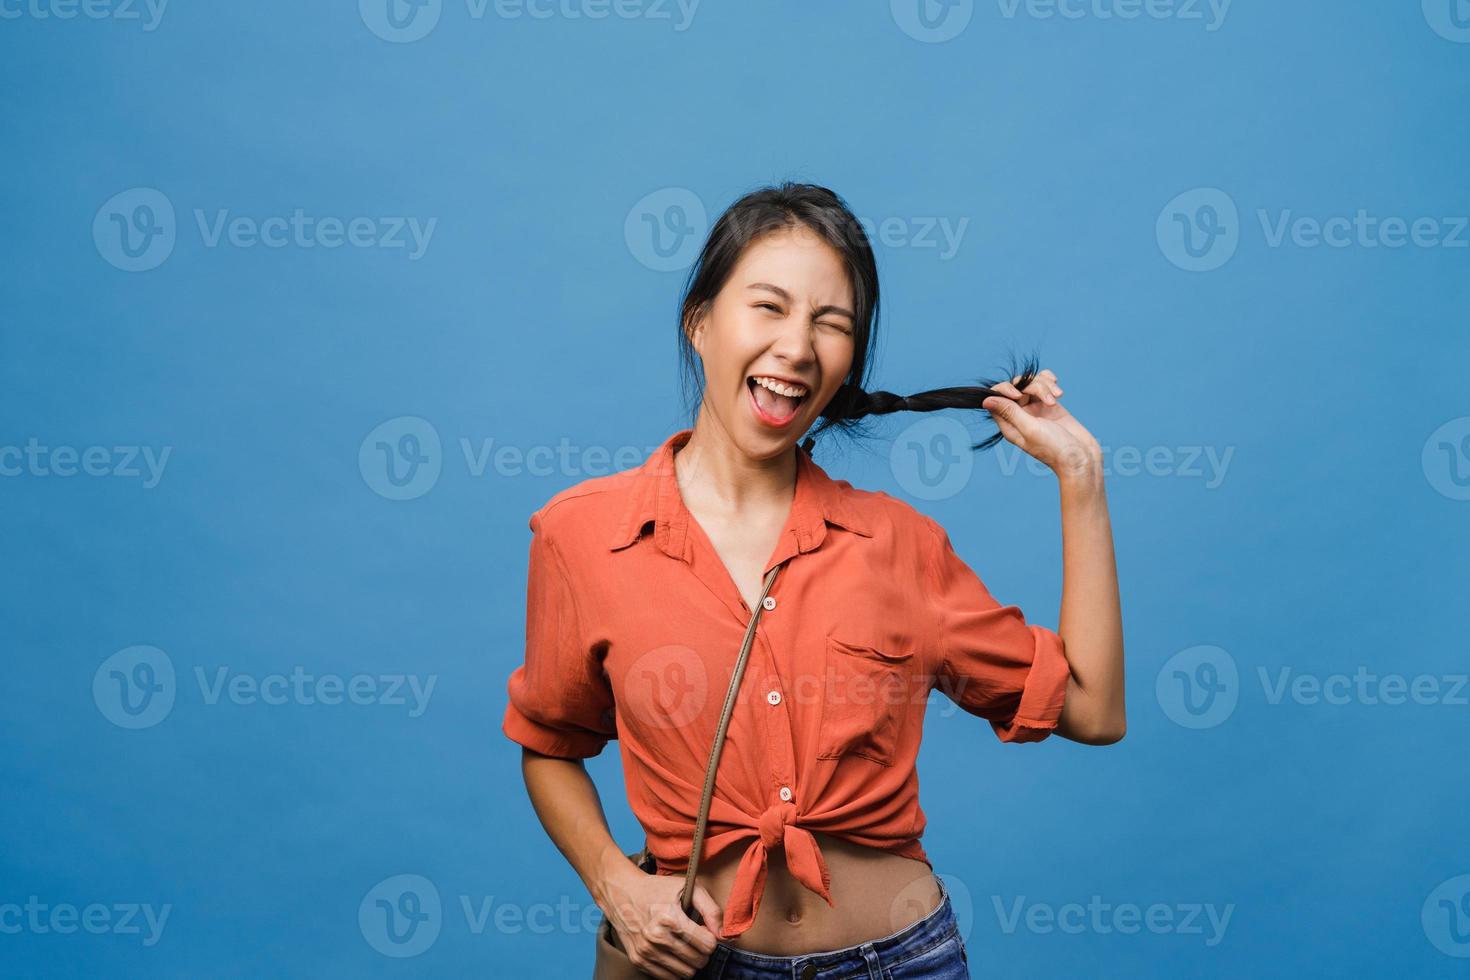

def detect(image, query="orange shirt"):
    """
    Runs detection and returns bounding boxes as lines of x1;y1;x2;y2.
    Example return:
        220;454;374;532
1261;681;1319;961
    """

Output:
501;427;1071;940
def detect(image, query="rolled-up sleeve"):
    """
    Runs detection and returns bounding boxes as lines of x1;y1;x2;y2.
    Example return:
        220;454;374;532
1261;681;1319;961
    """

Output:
923;516;1071;743
501;511;617;759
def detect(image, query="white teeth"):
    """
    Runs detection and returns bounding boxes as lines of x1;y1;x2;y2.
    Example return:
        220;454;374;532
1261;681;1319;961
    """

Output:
751;376;807;398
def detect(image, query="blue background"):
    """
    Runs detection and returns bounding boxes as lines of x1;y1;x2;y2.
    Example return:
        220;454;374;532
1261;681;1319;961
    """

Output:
3;0;1469;976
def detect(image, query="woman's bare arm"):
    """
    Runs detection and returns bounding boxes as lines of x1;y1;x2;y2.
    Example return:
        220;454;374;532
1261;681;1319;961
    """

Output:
980;369;1126;745
520;748;630;908
1052;465;1127;744
519;748;722;980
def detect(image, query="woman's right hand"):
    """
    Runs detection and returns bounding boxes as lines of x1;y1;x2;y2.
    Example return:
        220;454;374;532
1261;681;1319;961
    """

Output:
599;862;723;979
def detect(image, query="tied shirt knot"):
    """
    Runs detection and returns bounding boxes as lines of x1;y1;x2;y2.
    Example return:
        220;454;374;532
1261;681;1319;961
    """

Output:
758;801;797;848
719;801;833;940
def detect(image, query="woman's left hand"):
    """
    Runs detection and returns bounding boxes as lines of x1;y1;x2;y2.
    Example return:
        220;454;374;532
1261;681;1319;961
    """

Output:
981;369;1102;479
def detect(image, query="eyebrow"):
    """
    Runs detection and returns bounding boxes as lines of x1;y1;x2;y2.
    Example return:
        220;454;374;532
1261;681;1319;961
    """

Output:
747;282;854;321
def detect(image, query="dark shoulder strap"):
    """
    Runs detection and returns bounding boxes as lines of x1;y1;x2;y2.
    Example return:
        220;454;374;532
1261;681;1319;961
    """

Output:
627;562;778;916
628;563;782;915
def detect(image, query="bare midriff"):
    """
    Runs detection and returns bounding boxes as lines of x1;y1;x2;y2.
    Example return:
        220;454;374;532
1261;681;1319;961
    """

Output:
690;831;942;955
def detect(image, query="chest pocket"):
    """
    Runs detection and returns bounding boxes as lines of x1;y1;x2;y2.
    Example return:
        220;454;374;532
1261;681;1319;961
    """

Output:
816;634;916;767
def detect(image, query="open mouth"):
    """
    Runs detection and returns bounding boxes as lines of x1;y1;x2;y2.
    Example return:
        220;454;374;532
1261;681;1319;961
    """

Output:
746;375;809;427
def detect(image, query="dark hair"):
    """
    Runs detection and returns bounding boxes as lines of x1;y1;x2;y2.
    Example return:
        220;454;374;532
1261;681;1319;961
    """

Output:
676;181;1042;455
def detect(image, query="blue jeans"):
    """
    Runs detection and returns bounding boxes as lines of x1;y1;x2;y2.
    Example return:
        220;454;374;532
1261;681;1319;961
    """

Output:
695;874;970;979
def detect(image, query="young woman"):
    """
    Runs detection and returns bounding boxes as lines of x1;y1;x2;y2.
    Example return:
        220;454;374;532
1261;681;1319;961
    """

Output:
503;183;1126;979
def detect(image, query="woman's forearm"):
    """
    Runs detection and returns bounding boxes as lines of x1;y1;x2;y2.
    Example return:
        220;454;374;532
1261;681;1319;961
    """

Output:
1053;463;1127;744
520;748;641;910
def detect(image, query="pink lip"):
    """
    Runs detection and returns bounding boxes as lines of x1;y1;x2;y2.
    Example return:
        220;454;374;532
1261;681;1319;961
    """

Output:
746;377;802;428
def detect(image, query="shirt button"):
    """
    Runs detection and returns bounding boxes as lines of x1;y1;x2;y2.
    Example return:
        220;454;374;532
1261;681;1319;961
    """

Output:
779;786;793;801
767;690;782;705
762;596;777;610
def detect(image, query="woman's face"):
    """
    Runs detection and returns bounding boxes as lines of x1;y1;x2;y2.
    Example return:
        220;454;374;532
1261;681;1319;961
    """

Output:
687;224;857;458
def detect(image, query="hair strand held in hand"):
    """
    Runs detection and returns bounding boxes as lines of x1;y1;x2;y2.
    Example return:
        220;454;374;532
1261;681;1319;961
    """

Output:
674;180;1045;458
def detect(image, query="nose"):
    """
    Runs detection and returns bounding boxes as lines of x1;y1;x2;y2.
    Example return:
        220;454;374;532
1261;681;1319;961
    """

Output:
766;311;818;369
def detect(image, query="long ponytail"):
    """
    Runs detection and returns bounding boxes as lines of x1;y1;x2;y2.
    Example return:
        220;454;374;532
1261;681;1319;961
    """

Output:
800;352;1042;455
676;182;1043;458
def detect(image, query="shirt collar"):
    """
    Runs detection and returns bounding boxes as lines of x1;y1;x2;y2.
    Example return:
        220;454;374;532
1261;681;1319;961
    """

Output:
607;427;872;559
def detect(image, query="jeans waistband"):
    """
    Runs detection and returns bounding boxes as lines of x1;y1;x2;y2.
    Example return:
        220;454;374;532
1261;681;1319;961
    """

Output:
705;874;957;978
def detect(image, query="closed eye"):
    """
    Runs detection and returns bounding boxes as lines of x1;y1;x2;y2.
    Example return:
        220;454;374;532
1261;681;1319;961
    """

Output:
756;301;851;334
